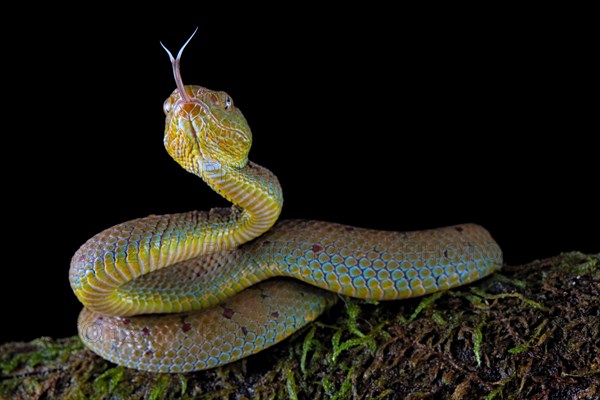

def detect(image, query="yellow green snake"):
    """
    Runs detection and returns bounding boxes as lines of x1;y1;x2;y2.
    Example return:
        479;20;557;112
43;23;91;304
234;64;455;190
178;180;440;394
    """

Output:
69;32;503;373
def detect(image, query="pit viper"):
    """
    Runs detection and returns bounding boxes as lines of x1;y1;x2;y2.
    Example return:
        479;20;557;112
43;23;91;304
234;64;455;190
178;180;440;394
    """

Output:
70;32;503;373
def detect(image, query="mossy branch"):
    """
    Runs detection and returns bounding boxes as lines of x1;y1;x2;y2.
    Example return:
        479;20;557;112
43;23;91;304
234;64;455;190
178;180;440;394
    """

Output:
1;252;598;399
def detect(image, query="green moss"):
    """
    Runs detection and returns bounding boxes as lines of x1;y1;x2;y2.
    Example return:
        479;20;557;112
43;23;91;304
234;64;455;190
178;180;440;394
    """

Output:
93;366;124;395
485;384;505;400
470;287;549;311
177;374;188;397
0;336;83;375
329;368;352;400
300;325;317;374
147;374;172;400
431;311;447;326
473;317;485;367
493;273;527;289
407;290;444;322
285;368;298;400
508;319;549;355
1;252;598;399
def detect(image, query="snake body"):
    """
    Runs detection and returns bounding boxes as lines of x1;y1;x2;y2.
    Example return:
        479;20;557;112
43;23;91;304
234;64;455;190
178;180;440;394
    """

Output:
70;37;503;373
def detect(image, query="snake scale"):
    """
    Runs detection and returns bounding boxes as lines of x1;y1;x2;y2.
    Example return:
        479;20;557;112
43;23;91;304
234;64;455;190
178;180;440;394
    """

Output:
69;32;503;373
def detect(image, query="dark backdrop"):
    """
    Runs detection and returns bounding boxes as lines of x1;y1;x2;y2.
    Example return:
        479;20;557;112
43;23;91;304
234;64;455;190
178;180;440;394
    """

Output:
2;9;596;344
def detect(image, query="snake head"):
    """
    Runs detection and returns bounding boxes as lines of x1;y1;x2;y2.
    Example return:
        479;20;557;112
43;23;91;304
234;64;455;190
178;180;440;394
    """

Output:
163;86;252;176
161;30;252;177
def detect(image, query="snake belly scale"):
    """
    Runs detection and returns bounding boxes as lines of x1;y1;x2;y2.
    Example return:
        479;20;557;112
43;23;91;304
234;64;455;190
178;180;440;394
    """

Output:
69;34;503;373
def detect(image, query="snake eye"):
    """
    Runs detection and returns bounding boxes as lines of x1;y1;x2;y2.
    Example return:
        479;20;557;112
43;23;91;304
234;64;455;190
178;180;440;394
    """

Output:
224;96;233;110
163;99;171;115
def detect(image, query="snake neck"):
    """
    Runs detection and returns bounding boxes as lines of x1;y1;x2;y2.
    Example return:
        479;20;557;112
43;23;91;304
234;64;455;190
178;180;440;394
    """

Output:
198;160;283;248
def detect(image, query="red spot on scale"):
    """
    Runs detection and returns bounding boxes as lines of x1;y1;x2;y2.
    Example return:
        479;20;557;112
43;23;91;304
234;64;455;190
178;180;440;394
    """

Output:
223;308;235;319
142;327;150;336
454;226;464;233
241;326;248;335
312;244;324;253
180;316;192;333
145;350;153;356
345;227;355;232
123;318;130;325
271;312;280;318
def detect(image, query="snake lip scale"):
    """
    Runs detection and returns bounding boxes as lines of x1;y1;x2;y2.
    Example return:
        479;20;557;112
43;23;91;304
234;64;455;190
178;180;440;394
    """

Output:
70;32;503;373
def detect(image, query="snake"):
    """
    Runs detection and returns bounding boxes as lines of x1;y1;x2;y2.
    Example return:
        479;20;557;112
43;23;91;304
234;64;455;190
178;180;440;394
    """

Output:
69;31;503;373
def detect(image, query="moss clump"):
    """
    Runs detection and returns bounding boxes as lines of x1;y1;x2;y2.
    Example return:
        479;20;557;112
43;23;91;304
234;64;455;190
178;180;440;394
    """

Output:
1;252;598;399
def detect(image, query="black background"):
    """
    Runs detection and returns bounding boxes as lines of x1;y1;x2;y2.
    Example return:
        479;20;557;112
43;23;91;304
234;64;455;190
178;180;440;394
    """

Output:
2;7;596;344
